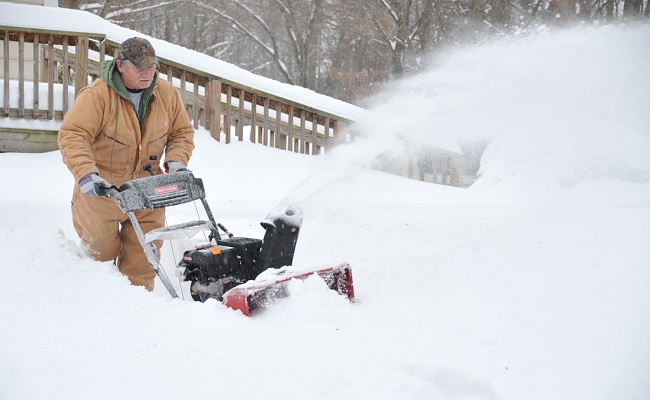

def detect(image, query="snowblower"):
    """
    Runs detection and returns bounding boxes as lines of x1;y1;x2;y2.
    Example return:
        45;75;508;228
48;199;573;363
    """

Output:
104;170;354;316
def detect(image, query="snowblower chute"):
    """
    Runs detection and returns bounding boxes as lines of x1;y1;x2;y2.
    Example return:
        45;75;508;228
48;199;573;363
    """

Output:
106;171;355;315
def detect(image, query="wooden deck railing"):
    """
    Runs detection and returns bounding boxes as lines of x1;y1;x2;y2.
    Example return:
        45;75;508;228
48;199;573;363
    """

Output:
0;27;346;155
0;26;467;186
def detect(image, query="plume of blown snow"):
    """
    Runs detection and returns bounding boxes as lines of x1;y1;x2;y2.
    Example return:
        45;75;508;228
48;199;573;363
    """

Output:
335;24;650;202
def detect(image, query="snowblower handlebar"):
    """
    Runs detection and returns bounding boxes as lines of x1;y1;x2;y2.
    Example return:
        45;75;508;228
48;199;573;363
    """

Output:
110;171;207;213
104;171;222;299
103;185;120;198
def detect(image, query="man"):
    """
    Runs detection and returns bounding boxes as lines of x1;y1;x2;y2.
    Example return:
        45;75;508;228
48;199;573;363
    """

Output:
58;37;195;291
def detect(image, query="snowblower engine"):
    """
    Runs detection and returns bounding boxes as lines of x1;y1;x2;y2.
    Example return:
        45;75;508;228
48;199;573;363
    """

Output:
176;206;302;303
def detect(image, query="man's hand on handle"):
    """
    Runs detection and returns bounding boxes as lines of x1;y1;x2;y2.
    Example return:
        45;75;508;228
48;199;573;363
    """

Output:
79;173;112;197
164;161;188;173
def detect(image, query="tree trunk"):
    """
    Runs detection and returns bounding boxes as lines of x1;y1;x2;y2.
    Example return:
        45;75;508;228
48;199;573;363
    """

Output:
623;0;643;18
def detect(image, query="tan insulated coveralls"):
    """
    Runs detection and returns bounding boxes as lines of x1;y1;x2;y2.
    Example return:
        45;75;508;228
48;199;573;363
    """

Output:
58;61;194;290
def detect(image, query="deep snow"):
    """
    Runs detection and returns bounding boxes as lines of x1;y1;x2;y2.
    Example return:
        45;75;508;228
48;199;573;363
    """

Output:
1;23;650;400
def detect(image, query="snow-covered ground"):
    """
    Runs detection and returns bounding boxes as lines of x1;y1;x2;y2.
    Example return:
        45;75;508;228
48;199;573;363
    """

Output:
1;24;650;400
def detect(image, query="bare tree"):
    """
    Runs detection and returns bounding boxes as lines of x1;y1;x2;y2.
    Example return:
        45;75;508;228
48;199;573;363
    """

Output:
60;0;650;106
189;0;327;89
623;0;644;17
362;0;437;78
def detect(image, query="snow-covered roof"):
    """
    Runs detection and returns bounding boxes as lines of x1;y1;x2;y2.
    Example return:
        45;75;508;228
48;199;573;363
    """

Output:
0;2;367;122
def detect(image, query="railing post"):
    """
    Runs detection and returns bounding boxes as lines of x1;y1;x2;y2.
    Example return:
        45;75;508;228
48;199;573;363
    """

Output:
274;101;281;149
299;109;306;154
224;85;232;144
62;36;69;115
164;64;173;83
3;31;9;117
47;34;54;120
40;45;47;85
286;105;293;152
207;79;222;141
311;112;317;155
450;154;463;187
99;40;106;66
179;70;187;115
323;117;330;152
75;36;89;95
250;94;257;143
237;89;244;141
332;119;346;147
193;76;200;129
33;33;40;118
262;97;269;146
18;32;25;118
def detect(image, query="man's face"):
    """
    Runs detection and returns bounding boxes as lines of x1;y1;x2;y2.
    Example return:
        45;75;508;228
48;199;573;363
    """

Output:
117;60;156;90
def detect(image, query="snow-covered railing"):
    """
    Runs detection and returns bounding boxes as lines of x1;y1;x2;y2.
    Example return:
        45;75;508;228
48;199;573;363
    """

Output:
0;27;348;155
1;29;98;120
0;24;465;186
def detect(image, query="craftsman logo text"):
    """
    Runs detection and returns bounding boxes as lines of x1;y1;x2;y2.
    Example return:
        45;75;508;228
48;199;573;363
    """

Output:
155;185;179;195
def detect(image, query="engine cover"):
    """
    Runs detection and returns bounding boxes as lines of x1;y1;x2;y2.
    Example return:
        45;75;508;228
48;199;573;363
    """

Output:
184;245;239;278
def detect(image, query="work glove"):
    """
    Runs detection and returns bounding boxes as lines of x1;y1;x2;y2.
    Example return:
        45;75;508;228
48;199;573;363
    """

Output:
164;161;188;173
79;173;111;197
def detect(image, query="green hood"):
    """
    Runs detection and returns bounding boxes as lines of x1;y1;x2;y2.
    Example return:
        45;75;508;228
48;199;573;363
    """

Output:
100;59;158;130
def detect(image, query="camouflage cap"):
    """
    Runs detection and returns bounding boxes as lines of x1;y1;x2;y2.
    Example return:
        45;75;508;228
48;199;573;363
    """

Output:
117;37;159;69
